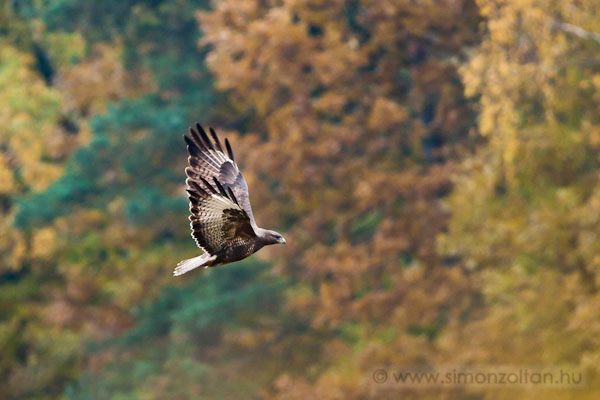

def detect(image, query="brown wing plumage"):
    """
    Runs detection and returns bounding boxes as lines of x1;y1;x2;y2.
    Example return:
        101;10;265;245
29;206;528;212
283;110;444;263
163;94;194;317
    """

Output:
186;177;256;256
184;123;257;229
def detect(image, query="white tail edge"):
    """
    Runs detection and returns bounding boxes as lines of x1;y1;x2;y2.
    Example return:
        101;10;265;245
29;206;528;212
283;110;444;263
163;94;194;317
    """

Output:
173;253;216;276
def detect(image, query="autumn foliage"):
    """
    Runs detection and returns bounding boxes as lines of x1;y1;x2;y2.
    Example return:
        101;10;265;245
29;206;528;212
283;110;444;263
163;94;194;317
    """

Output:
1;0;599;399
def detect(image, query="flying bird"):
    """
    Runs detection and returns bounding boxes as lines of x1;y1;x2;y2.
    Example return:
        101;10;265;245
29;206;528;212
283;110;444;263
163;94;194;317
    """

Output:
174;124;286;276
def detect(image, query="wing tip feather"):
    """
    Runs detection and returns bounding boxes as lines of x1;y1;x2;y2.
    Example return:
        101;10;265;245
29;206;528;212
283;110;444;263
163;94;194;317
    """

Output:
196;122;215;151
225;138;234;160
209;127;224;153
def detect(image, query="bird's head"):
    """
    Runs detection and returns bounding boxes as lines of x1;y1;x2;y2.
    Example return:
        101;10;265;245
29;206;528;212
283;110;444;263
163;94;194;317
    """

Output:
262;229;286;246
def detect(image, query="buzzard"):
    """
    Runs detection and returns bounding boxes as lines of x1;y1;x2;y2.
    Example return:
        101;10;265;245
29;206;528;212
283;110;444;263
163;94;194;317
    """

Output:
174;123;286;276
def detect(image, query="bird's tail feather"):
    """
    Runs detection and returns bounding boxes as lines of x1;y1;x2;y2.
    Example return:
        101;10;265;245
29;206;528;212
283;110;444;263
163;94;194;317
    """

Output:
174;253;216;276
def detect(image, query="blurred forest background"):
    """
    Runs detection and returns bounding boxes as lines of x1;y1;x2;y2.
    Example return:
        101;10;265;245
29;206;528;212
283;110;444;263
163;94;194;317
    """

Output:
1;0;599;399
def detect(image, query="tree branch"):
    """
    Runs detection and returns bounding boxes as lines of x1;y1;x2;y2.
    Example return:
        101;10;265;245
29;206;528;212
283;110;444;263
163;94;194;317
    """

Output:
553;21;600;45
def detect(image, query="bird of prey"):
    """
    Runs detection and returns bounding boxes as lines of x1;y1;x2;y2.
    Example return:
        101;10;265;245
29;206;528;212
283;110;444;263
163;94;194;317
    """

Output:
174;123;286;276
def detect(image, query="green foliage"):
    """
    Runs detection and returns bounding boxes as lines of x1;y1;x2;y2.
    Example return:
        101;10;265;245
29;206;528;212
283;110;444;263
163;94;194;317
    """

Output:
34;0;213;92
349;210;383;244
64;259;286;400
0;1;225;399
15;97;190;228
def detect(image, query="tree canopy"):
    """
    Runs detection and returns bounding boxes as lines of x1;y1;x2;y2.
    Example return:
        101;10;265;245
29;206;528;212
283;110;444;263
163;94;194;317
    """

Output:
1;0;599;398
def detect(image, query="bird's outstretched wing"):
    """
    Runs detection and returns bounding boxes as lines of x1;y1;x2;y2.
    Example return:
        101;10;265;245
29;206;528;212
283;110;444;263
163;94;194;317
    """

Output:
184;123;257;229
186;177;256;255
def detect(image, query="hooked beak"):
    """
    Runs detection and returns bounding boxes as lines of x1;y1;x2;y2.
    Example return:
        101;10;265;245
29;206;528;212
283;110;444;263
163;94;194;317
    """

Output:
278;236;286;244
